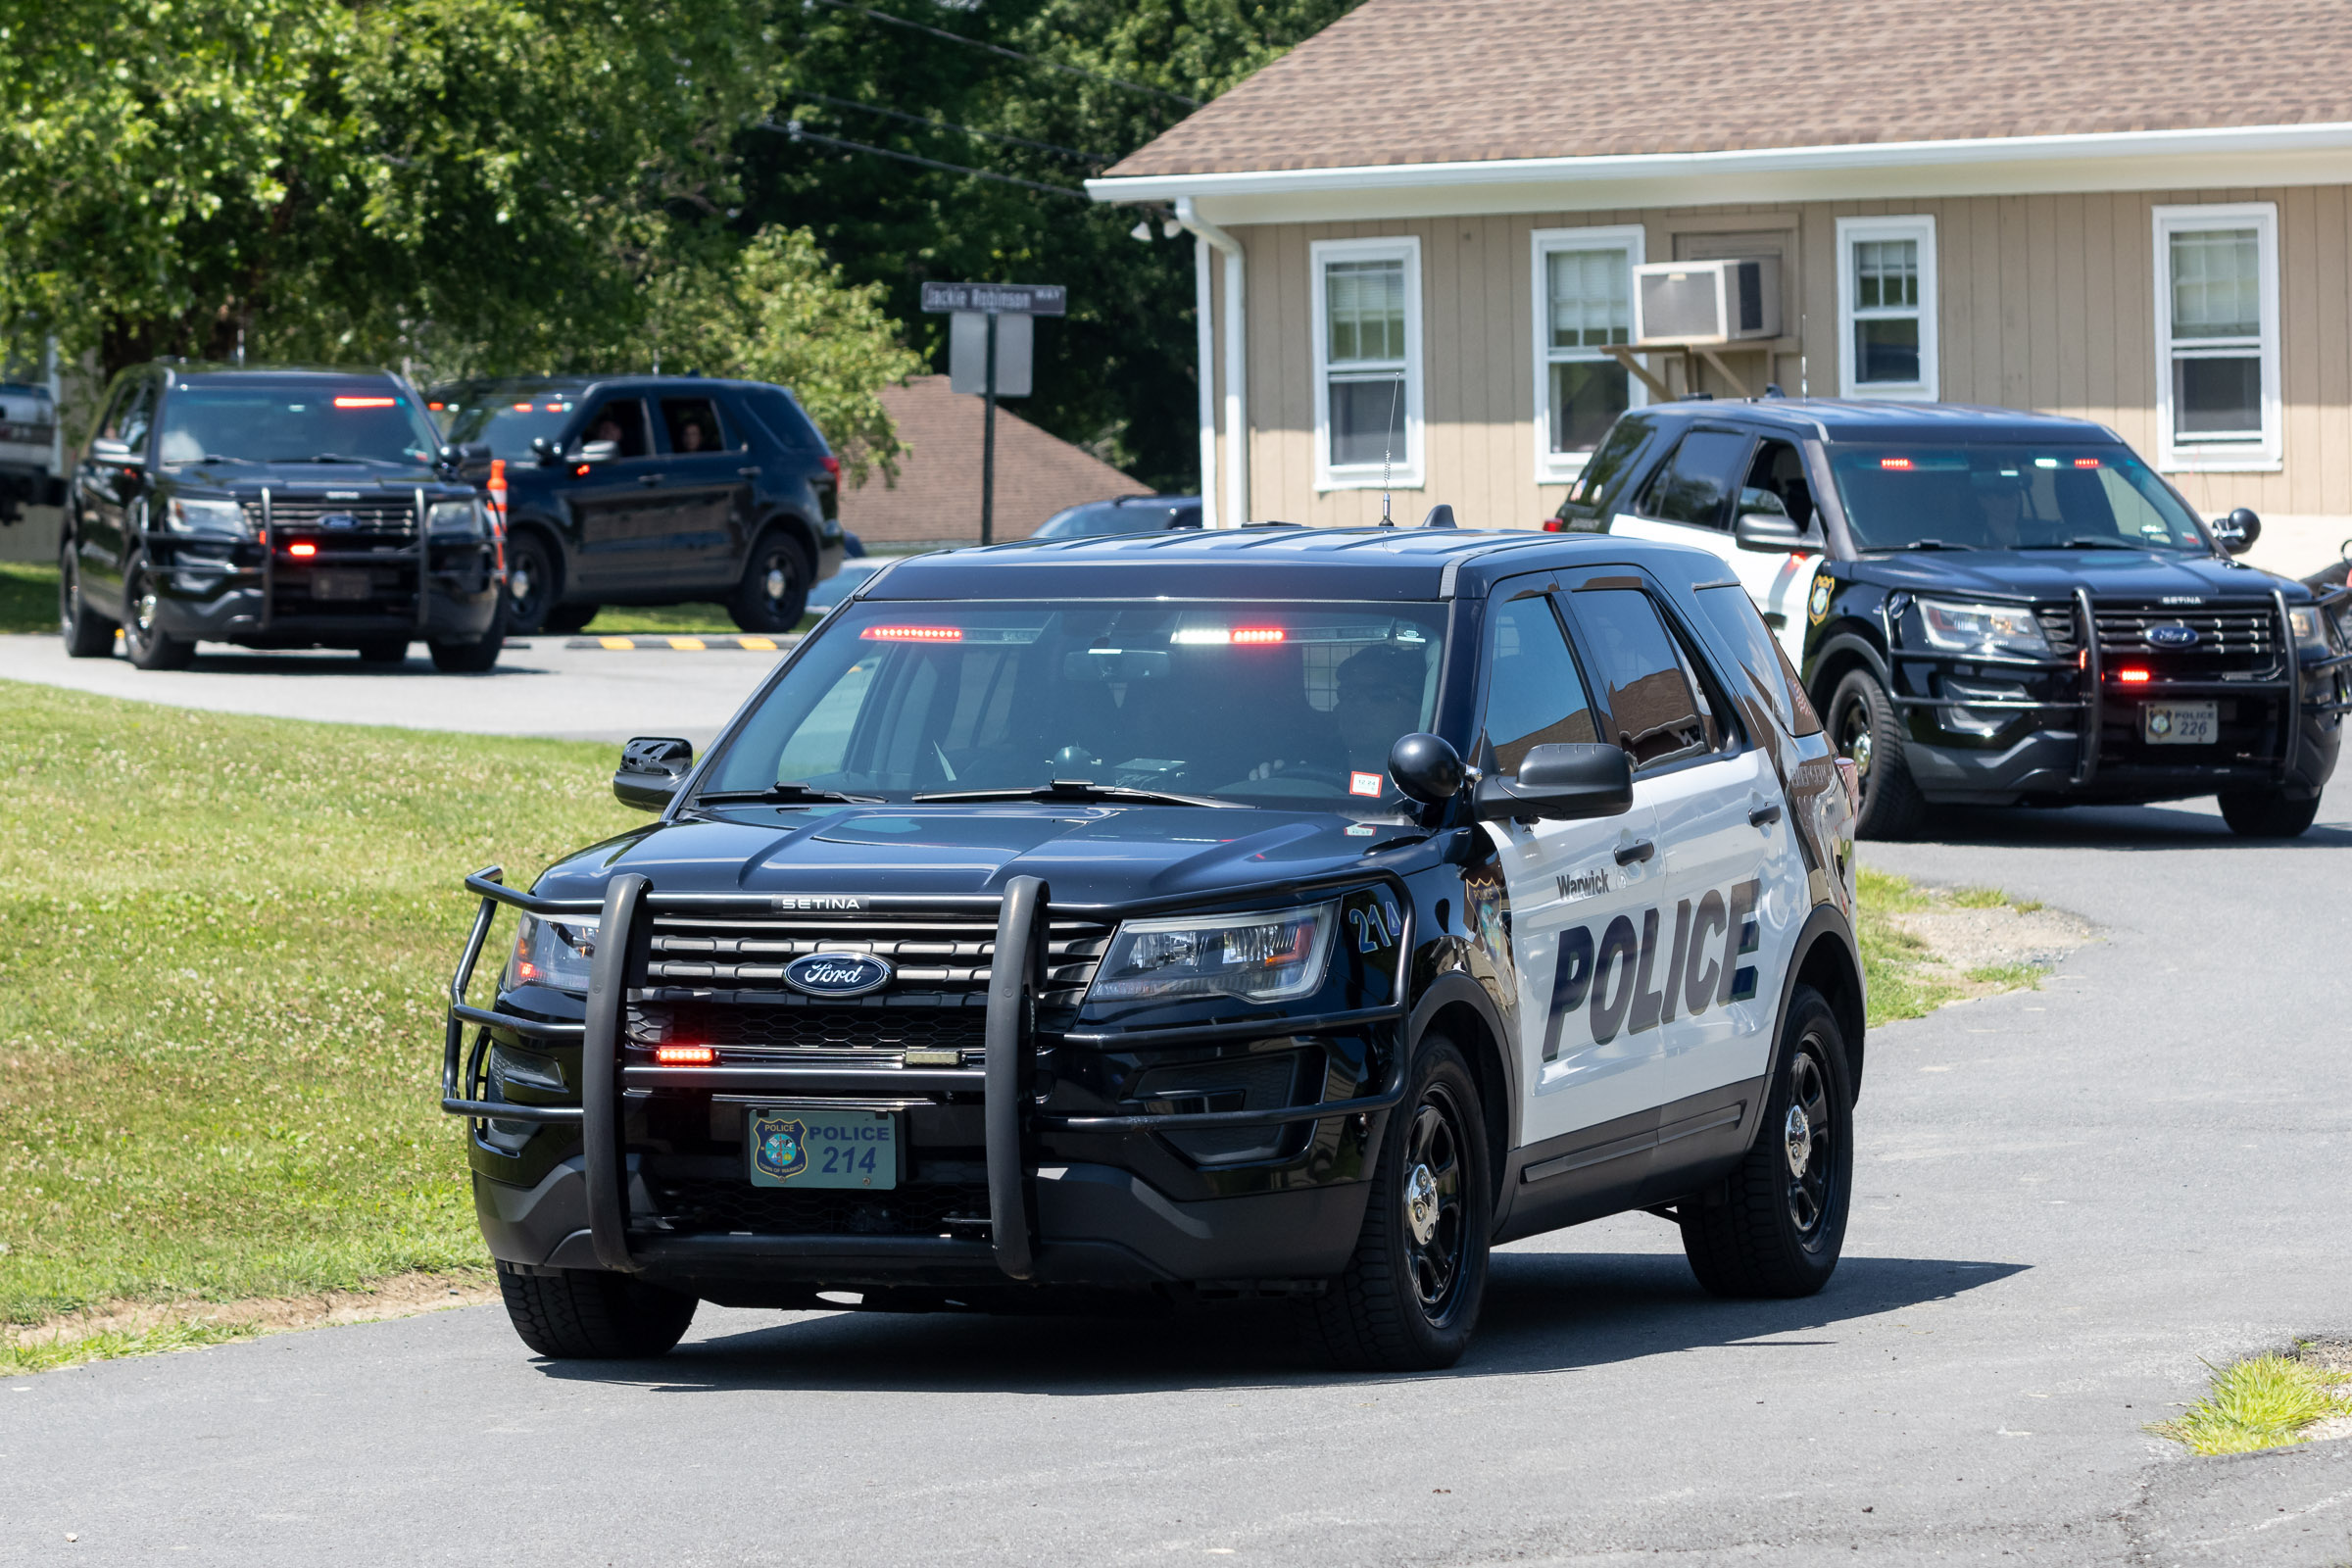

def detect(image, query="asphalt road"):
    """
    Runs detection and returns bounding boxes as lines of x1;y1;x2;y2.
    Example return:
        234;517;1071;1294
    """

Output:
0;632;784;749
3;660;2350;1563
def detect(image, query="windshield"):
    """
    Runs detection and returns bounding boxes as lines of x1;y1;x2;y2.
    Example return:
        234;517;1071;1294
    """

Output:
442;393;580;461
1829;444;2210;553
156;381;439;466
701;601;1448;808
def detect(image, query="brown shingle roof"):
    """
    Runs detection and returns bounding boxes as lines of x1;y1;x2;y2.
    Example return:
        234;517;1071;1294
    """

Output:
1107;0;2352;177
838;376;1148;546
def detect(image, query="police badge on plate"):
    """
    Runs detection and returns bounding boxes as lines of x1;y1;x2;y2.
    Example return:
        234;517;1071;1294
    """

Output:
750;1112;808;1183
747;1107;900;1189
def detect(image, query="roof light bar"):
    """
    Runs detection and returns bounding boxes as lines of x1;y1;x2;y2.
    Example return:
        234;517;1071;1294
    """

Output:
1172;626;1286;645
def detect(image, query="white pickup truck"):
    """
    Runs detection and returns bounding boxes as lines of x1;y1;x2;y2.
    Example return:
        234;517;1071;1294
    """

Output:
0;380;63;524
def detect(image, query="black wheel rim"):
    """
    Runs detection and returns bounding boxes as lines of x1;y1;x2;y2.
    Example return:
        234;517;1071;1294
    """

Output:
1782;1039;1836;1244
508;541;550;624
1833;691;1875;799
126;563;160;652
758;546;800;612
1400;1088;1469;1321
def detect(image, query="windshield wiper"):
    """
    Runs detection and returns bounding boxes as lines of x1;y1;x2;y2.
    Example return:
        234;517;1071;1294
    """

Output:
913;780;1241;808
270;453;399;466
1893;539;1967;552
2025;537;2143;551
694;782;881;805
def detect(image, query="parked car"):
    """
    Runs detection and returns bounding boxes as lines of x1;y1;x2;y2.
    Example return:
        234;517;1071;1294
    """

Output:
440;521;1863;1370
430;375;847;636
0;380;64;525
58;365;503;671
1547;400;2348;839
1030;494;1201;541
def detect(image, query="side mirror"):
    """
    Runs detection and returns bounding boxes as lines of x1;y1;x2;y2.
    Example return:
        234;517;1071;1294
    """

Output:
1473;743;1634;823
2213;507;2262;555
1388;732;1465;805
613;736;693;811
530;436;562;466
574;439;620;466
1734;512;1813;552
89;437;134;466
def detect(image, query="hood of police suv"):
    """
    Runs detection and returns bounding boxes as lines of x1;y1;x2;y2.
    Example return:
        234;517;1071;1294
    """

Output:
165;457;466;496
530;803;1413;910
1849;546;2316;603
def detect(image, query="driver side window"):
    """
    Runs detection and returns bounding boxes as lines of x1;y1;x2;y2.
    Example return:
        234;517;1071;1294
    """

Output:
1483;593;1598;775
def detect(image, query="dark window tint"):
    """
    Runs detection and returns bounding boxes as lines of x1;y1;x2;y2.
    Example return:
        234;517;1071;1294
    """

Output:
1694;585;1821;736
1482;594;1598;774
577;398;652;459
660;396;727;455
1564;414;1650;513
736;386;824;451
1571;588;1711;768
1637;428;1751;529
115;378;158;454
1032;502;1174;540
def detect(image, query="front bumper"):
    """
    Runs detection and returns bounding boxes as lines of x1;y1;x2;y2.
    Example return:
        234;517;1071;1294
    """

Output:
151;533;500;647
441;870;1403;1294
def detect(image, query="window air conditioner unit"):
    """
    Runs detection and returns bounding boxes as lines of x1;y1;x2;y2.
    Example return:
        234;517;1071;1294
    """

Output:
1632;258;1781;346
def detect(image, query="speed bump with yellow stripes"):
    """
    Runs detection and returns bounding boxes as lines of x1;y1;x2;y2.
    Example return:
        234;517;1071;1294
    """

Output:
564;634;801;652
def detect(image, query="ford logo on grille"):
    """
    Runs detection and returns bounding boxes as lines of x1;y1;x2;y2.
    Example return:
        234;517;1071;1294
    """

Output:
318;512;359;530
2145;624;2199;649
782;952;894;998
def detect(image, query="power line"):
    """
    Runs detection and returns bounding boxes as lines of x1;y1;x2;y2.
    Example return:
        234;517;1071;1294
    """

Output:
761;120;1097;200
804;0;1200;108
802;92;1113;164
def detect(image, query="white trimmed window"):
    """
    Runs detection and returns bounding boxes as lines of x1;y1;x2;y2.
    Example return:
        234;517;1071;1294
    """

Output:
2153;203;2281;470
1836;216;1937;400
1310;236;1422;490
1532;225;1645;482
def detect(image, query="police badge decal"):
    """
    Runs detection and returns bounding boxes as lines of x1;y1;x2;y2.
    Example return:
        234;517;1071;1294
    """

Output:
751;1113;808;1182
1807;574;1834;625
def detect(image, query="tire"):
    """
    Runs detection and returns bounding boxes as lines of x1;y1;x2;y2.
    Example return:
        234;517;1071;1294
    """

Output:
544;601;599;635
495;1263;698;1359
429;599;505;672
2217;788;2321;838
355;637;409;664
1306;1037;1493;1371
59;536;118;658
120;553;196;670
504;530;559;636
1678;985;1854;1299
729;529;811;634
1828;667;1927;839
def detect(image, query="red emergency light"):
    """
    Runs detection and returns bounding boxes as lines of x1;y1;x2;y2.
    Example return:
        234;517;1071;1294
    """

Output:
1230;627;1286;645
860;625;962;642
653;1044;715;1065
332;396;397;409
2118;667;2151;683
2074;458;2101;468
288;542;318;558
1880;458;1914;470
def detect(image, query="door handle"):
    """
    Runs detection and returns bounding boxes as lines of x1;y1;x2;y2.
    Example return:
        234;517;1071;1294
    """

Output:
1748;802;1783;828
1613;838;1655;865
637;474;662;487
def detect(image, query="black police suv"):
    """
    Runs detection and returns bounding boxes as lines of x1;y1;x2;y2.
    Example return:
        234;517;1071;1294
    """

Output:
431;376;847;637
58;366;503;671
1548;400;2349;839
440;522;1863;1370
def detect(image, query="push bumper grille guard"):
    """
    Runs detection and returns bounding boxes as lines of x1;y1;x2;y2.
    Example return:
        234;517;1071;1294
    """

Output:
441;867;1412;1283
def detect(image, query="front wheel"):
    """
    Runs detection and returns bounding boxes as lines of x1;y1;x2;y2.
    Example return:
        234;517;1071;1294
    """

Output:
729;530;810;633
1828;668;1926;839
120;554;195;670
1306;1037;1492;1370
504;531;559;636
495;1263;697;1359
60;537;118;658
2218;788;2321;838
1678;984;1854;1298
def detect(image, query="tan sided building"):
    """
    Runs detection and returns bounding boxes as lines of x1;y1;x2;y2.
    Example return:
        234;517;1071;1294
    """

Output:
1088;0;2352;571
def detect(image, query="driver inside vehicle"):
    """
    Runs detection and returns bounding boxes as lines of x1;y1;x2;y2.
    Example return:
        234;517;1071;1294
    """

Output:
1331;642;1429;774
1974;475;2028;548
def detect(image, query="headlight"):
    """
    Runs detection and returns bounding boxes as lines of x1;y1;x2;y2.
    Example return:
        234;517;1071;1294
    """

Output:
1916;598;2051;658
1087;902;1336;1005
504;913;598;993
167;497;250;536
427;499;485;536
2288;606;2338;651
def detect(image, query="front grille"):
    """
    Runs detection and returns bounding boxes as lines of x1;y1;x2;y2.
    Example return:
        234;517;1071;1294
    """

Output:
630;998;986;1055
646;1176;991;1238
2093;601;2278;658
645;911;1113;1007
246;495;419;535
2034;607;2080;656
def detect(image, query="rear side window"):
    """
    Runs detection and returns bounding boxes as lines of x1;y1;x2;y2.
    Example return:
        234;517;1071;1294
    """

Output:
659;396;728;454
1636;428;1752;529
1482;594;1598;774
1568;587;1713;769
1566;415;1651;511
1693;584;1822;736
737;386;825;452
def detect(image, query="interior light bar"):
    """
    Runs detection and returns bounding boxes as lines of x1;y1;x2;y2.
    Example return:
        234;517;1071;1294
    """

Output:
2074;458;2102;468
1172;626;1286;645
1880;458;1913;470
332;396;397;409
860;625;962;642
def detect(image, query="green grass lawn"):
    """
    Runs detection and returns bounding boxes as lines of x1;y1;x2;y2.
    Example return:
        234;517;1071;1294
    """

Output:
1;562;56;634
0;683;636;1333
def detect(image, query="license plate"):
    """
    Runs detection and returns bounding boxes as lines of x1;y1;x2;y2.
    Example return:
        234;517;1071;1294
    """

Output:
746;1107;899;1189
2144;701;2217;745
308;568;373;602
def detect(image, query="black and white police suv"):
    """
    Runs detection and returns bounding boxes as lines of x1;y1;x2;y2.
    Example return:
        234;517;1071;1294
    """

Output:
440;519;1863;1370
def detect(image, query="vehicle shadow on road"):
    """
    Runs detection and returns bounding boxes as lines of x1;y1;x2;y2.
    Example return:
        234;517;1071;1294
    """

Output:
1916;801;2352;852
164;651;553;677
534;1252;2027;1397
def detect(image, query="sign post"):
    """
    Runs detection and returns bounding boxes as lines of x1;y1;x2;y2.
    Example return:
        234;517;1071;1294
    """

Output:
924;282;1065;547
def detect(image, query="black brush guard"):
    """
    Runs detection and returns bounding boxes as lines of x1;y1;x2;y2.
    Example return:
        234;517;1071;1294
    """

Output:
442;868;1410;1285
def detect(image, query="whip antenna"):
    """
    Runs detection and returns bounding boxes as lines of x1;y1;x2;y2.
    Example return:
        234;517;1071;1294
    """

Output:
1378;376;1401;527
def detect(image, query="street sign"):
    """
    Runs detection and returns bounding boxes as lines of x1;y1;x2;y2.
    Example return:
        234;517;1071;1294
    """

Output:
950;312;1031;398
920;281;1066;317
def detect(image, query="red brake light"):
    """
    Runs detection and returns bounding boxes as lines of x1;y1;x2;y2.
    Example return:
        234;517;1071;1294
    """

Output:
288;542;317;558
2118;667;2151;683
819;455;842;482
1880;458;1913;470
332;396;397;409
860;625;962;642
653;1045;715;1065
